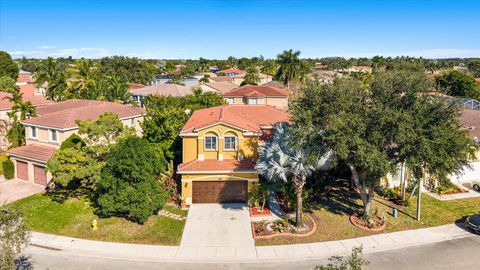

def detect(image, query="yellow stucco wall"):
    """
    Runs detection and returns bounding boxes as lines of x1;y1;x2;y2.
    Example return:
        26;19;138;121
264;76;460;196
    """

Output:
182;123;259;163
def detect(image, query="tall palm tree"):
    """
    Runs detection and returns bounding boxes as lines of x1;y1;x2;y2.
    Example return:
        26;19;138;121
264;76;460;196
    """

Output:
67;58;97;98
256;123;334;227
274;50;310;89
242;65;260;85
107;76;131;103
34;57;68;101
13;101;36;120
260;60;278;76
199;74;210;83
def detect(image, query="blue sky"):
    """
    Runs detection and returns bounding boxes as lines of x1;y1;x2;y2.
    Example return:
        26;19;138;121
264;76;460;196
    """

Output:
1;0;479;59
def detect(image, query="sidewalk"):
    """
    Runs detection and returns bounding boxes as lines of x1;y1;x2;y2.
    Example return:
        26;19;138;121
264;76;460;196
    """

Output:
29;223;473;263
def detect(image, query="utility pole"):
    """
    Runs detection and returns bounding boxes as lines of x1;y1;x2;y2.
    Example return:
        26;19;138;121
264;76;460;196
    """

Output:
416;177;422;221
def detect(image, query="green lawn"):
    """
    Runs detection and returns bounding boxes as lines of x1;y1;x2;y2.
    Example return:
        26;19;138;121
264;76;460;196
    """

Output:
0;153;7;175
4;194;188;245
257;182;480;246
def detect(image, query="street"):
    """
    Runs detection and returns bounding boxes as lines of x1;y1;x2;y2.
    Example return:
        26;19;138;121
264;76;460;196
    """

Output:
22;234;480;270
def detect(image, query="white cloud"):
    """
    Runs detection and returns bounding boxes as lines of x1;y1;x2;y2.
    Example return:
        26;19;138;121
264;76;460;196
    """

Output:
38;45;56;49
9;47;110;59
336;49;480;59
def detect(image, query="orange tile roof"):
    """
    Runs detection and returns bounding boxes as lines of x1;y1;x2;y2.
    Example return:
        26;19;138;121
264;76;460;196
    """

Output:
16;74;34;84
0;92;52;110
7;144;56;163
201;81;238;93
223;85;288;97
178;159;255;172
18;84;35;96
180;105;289;134
23;99;145;129
210;76;233;83
219;69;245;74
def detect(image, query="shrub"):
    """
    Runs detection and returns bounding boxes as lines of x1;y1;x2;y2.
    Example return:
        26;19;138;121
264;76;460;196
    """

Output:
60;134;86;150
2;158;14;179
248;184;269;209
315;246;368;270
95;136;168;224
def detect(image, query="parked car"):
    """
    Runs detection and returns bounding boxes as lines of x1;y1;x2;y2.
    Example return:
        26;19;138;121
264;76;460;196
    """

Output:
462;180;480;192
465;214;480;234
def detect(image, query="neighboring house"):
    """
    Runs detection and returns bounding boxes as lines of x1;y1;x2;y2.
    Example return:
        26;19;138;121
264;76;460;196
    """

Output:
15;70;47;96
210;76;233;83
199;81;237;94
154;75;199;87
7;99;145;187
177;104;289;205
127;82;145;91
222;85;288;108
261;80;285;88
131;84;194;107
347;66;372;73
450;109;480;185
218;69;245;77
230;72;272;86
0;92;53;151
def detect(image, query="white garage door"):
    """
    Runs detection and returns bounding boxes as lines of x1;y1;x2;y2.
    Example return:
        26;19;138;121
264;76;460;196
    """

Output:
451;161;480;183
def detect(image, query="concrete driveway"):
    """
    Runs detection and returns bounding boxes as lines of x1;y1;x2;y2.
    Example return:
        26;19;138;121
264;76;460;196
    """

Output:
0;178;44;206
180;203;254;248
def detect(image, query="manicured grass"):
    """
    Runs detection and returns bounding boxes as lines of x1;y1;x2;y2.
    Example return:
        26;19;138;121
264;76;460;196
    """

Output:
4;194;188;245
257;181;480;246
0;153;7;175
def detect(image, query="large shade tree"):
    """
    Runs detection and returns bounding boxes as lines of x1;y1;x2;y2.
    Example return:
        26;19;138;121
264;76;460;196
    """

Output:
0;51;19;80
292;71;477;217
256;123;334;227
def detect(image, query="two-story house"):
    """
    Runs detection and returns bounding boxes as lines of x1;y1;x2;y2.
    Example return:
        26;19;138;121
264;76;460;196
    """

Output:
7;99;145;186
222;85;289;109
177;104;289;205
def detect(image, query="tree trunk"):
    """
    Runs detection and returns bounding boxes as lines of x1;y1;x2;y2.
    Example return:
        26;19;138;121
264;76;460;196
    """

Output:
348;163;373;216
293;175;306;228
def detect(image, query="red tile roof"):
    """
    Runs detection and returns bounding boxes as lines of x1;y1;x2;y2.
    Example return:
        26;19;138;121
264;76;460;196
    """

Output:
7;144;56;163
23;99;145;129
210;76;233;83
178;159;255;172
18;84;35;96
180;105;289;134
223;85;288;97
127;83;145;91
16;74;34;84
219;69;245;74
0;92;52;111
474;77;480;83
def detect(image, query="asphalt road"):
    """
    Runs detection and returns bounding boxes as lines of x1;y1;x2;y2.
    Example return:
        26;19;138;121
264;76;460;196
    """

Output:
22;235;480;270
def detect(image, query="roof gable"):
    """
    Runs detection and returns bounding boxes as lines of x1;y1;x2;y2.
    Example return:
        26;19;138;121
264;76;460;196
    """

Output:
223;85;288;97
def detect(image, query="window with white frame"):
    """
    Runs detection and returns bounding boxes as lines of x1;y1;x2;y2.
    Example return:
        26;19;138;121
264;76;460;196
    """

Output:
130;118;136;126
204;136;218;151
30;126;37;139
49;129;58;143
226;98;234;104
248;98;258;105
224;136;237;150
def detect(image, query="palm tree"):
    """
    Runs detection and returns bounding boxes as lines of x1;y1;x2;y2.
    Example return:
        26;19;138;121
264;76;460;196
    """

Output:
260;60;278;77
274;50;310;89
199;74;210;83
34;57;68;101
256;123;334;228
13;101;36;120
242;66;260;85
191;87;203;97
107;76;131;103
67;58;97;98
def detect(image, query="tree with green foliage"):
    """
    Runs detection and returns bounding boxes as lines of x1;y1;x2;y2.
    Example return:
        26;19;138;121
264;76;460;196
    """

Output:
77;112;135;157
0;210;30;270
241;65;260;86
260;60;278;76
315;246;368;270
2;159;14;179
467;60;480;77
95;136;168;224
171;75;185;85
256;123;334;227
141;91;225;159
66;58;98;98
34;57;68;101
292;71;476;217
436;70;480;100
81;75;131;103
0;51;19;80
4;92;36;148
98;56;157;85
199;74;210;83
60;133;86;150
0;76;18;93
274;49;310;89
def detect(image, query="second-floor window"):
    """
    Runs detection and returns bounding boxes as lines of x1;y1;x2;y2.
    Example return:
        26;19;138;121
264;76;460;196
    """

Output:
130;118;136;126
30;127;37;139
248;98;258;105
205;136;218;151
224;136;237;150
49;129;58;143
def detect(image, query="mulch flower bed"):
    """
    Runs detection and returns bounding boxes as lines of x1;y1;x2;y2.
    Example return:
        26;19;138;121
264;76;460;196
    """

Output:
251;214;317;239
250;206;272;217
350;214;385;232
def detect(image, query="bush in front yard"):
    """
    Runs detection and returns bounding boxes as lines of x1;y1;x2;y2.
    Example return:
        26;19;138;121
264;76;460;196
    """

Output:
95;136;168;224
2;159;14;179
